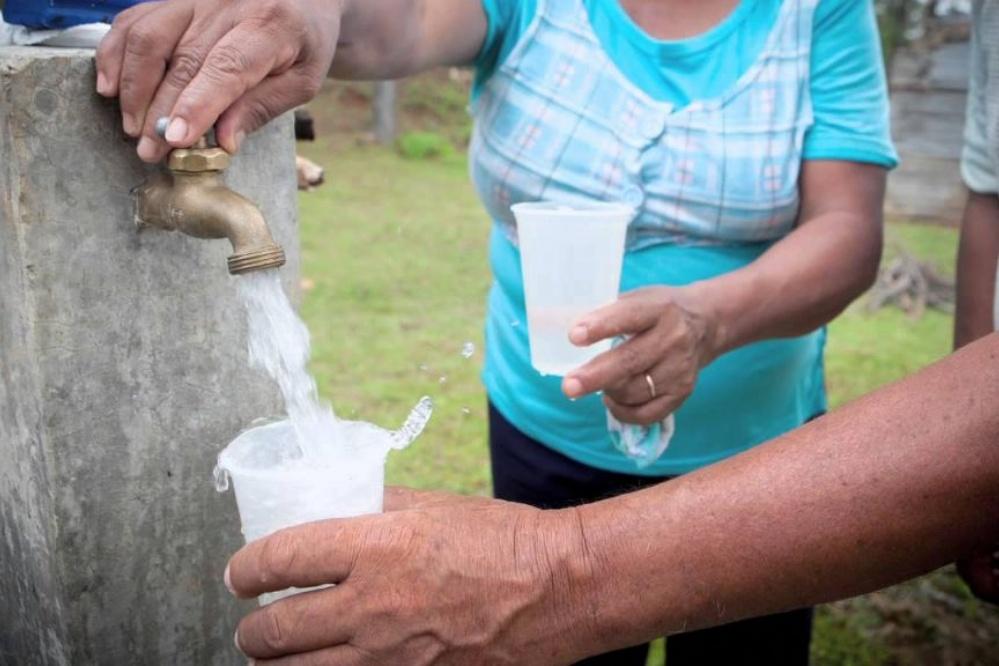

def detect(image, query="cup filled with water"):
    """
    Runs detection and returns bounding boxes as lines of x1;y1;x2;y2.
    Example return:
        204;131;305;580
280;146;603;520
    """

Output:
214;398;431;605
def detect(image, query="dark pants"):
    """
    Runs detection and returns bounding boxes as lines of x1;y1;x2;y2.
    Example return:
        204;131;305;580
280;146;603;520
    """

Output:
488;403;813;666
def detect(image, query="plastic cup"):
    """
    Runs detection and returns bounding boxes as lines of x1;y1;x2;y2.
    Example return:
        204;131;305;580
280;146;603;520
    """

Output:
511;201;633;376
216;419;391;604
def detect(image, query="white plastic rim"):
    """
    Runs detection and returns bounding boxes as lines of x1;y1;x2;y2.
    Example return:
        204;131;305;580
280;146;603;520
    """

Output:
510;201;635;221
218;419;389;604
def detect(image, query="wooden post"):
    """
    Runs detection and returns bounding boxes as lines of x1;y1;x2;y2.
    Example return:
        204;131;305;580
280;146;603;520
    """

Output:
373;81;397;145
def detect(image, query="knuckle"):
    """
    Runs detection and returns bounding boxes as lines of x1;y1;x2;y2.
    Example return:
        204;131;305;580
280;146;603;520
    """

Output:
621;345;644;373
124;25;159;56
258;0;292;22
95;35;117;61
298;74;323;100
603;385;626;405
611;378;639;405
666;327;693;354
277;43;300;67
246;99;275;127
205;44;251;80
110;13;130;30
112;4;143;29
117;71;144;104
634;408;659;427
245;99;276;131
258;533;297;585
260;607;289;652
165;50;203;87
584;318;607;340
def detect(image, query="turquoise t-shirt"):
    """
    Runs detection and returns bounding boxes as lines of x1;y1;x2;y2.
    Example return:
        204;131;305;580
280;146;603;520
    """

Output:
472;0;897;476
476;0;898;167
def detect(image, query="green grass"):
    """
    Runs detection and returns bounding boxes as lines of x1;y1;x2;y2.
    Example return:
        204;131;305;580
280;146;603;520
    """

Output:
396;131;455;160
295;144;995;665
297;145;492;495
825;223;957;408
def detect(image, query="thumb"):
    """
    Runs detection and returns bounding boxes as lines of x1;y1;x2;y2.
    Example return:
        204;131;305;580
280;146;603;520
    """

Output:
215;68;323;153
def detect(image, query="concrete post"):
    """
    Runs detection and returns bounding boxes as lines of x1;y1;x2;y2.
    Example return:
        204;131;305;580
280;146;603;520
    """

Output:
0;47;299;665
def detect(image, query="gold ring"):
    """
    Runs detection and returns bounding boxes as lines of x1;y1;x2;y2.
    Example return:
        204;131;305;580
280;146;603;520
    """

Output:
645;373;657;400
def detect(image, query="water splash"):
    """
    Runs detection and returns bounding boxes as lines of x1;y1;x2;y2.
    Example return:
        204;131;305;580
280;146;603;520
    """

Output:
235;270;432;466
213;464;230;492
391;396;433;450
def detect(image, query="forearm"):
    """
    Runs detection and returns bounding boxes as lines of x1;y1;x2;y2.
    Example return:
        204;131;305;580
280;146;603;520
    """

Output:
693;161;885;358
566;333;999;654
695;207;881;356
335;0;486;79
955;190;999;349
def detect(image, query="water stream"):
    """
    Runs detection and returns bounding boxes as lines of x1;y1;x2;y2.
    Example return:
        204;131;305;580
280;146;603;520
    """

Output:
233;270;431;465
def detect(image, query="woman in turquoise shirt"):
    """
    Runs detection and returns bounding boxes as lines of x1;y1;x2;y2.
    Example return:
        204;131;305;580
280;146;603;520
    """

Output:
100;0;895;663
470;2;893;663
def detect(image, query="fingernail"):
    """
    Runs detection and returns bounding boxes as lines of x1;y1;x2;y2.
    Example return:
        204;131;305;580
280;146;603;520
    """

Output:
224;564;235;595
234;628;243;653
96;71;110;95
137;136;158;162
122;113;138;136
165;116;188;143
569;325;588;345
564;377;583;397
233;130;246;152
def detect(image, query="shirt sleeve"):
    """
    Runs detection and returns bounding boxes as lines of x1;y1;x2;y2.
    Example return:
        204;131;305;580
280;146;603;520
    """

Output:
804;0;899;168
473;0;536;94
961;5;998;193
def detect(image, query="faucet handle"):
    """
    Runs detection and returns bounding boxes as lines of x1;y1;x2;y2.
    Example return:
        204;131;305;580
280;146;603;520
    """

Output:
154;116;217;149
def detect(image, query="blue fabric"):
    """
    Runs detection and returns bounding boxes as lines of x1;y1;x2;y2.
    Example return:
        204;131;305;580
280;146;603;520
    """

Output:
475;0;898;167
3;0;150;28
470;0;820;250
485;227;826;476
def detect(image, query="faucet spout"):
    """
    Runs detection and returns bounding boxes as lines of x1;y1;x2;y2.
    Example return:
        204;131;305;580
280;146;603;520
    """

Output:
134;146;286;275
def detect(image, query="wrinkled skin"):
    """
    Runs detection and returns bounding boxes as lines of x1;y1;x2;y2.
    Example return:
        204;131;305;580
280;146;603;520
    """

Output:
226;488;595;665
563;286;717;425
96;0;338;162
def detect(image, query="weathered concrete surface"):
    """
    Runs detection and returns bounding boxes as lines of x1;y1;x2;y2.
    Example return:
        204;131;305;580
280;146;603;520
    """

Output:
886;39;970;224
0;46;299;665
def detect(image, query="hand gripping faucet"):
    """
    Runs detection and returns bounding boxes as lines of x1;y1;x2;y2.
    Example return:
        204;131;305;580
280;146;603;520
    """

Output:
134;119;286;274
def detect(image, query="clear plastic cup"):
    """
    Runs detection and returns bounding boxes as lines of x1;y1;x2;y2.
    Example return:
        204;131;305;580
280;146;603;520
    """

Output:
215;419;392;604
511;201;634;376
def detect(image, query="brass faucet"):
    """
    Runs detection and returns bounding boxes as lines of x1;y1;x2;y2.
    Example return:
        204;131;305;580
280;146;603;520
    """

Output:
134;123;286;274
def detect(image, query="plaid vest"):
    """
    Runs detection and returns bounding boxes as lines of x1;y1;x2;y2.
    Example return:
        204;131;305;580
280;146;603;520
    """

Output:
470;0;817;250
